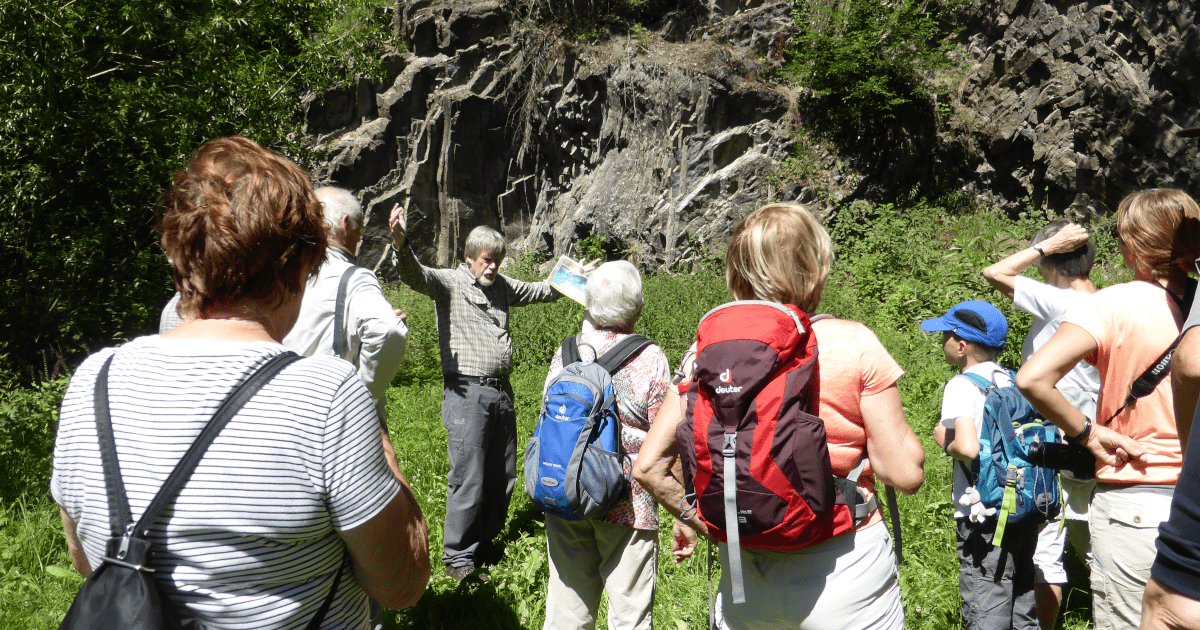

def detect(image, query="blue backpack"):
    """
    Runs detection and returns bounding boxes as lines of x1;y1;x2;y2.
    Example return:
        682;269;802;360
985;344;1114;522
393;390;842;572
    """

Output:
524;334;652;521
959;372;1061;545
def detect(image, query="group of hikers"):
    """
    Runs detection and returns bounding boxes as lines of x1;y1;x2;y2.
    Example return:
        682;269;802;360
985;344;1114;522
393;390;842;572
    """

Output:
47;134;1200;630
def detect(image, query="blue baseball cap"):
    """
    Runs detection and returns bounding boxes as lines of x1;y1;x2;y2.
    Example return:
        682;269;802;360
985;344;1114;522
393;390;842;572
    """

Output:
920;300;1008;348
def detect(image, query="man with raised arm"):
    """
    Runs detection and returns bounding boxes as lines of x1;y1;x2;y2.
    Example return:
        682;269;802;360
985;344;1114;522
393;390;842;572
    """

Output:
284;187;408;423
982;221;1098;630
388;203;563;581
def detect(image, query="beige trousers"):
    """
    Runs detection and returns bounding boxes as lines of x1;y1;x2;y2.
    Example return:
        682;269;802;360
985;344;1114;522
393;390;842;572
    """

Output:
1089;484;1174;630
543;515;658;630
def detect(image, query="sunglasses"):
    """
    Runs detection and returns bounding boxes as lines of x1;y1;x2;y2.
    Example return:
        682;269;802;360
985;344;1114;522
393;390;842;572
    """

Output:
1110;226;1123;242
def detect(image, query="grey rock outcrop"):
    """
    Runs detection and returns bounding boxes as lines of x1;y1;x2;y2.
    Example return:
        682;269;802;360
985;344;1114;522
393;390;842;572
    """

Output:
309;0;1200;274
953;0;1200;216
312;0;803;273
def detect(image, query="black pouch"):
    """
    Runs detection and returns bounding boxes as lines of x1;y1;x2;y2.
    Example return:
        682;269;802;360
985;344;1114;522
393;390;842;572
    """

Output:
59;352;341;630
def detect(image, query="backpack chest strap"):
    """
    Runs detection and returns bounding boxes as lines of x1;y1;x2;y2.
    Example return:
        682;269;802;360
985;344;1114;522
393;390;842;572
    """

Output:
721;432;747;604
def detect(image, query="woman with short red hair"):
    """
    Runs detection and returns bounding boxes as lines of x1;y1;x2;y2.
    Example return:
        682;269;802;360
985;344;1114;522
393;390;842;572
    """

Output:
52;137;430;628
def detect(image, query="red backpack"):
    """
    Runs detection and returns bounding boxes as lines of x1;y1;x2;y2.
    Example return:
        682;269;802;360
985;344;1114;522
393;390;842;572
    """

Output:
676;301;874;603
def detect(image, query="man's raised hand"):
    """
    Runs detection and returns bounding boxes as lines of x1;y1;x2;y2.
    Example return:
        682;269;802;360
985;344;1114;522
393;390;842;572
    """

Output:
389;203;407;248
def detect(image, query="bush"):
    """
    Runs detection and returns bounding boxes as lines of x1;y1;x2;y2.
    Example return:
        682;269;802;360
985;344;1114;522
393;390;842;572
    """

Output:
0;0;396;382
0;377;68;503
783;0;963;132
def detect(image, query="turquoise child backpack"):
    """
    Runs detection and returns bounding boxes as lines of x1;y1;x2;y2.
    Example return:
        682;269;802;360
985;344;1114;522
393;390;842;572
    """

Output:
958;371;1061;546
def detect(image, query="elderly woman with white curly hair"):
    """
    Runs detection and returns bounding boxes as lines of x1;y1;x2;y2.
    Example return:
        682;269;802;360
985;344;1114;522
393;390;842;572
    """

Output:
540;260;672;630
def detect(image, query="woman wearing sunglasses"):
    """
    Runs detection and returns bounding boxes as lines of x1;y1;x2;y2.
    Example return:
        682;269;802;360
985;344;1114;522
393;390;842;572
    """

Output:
1017;188;1200;630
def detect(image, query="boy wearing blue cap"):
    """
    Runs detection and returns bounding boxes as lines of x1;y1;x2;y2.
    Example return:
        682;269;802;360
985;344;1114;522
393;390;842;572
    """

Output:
922;301;1039;630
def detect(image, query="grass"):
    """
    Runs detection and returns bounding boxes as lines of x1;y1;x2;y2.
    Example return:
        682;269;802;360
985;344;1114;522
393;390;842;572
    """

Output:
0;499;81;629
3;198;1127;628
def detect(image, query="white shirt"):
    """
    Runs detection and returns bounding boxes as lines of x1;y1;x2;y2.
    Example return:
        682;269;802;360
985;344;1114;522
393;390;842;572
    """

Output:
283;247;407;420
52;339;399;629
940;362;1012;519
1013;275;1101;396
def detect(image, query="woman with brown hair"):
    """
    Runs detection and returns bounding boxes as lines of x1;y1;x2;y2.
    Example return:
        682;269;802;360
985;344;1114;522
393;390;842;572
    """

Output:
633;203;925;630
1018;188;1200;630
52;137;430;628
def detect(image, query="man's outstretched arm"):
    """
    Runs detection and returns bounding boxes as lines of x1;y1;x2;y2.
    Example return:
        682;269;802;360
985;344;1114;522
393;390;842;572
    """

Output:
388;203;449;298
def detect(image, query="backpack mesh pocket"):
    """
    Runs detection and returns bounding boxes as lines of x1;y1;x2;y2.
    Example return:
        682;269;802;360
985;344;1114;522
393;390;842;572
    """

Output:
579;444;628;516
523;437;540;500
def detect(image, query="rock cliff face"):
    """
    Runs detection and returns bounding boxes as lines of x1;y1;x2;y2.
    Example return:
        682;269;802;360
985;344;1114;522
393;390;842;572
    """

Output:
311;0;1200;273
314;0;802;273
953;0;1200;217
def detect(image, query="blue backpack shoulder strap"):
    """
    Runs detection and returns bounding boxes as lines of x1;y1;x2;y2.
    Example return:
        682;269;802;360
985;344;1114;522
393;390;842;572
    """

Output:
595;334;652;375
958;372;994;391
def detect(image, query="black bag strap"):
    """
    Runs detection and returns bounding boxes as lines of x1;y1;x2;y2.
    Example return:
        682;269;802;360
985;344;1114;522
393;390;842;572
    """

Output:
885;485;903;565
332;265;359;358
93;356;132;537
93;351;303;540
304;553;348;630
561;335;581;366
595;334;652;375
1106;279;1199;424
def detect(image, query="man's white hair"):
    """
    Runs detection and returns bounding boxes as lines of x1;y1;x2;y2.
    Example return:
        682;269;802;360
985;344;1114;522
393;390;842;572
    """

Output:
465;225;506;260
316;187;363;238
585;261;644;332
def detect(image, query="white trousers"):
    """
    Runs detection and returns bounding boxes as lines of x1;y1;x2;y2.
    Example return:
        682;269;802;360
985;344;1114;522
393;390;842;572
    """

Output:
1089;485;1173;630
715;521;904;630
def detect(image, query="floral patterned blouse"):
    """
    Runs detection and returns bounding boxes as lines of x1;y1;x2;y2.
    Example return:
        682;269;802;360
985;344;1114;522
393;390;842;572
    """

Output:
544;329;672;530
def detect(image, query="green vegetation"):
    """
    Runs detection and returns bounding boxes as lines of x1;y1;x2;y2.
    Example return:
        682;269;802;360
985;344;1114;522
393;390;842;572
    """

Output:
0;375;67;504
782;0;964;132
0;198;1127;628
0;0;396;383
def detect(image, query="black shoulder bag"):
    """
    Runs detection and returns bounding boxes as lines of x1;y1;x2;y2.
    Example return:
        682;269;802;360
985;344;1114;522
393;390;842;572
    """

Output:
60;351;346;630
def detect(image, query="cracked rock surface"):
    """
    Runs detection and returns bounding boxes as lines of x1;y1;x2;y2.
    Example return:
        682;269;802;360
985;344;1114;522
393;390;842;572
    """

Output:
308;0;1200;274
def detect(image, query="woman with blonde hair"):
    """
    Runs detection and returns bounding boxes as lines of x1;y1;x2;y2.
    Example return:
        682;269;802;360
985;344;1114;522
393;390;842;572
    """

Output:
634;203;925;630
1018;188;1200;630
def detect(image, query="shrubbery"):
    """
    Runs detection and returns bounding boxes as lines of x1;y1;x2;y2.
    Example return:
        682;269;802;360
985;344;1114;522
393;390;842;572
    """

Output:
0;377;68;503
783;0;964;132
0;0;396;383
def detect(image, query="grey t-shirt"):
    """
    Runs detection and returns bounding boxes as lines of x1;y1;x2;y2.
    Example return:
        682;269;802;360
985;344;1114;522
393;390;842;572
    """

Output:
1186;292;1200;333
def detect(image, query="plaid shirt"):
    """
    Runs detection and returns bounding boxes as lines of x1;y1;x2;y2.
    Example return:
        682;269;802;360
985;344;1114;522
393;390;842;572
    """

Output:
393;245;560;377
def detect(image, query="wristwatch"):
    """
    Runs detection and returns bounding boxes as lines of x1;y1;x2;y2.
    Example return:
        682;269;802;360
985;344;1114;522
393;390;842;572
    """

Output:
1033;243;1047;258
1065;418;1092;445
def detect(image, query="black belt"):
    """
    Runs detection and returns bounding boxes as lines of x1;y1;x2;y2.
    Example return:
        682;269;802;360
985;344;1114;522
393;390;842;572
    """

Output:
444;373;507;389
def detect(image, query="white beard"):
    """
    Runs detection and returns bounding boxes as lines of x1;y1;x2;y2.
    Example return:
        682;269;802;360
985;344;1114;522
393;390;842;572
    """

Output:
477;275;495;287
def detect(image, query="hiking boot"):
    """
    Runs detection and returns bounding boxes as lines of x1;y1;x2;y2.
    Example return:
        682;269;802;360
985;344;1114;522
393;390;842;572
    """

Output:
445;564;475;581
445;564;489;583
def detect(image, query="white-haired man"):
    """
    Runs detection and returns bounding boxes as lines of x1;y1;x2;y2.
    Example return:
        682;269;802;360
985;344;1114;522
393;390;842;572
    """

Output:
388;204;564;581
283;187;408;421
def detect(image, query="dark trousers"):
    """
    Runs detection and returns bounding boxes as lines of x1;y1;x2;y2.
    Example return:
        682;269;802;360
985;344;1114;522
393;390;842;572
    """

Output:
440;376;516;568
957;517;1039;630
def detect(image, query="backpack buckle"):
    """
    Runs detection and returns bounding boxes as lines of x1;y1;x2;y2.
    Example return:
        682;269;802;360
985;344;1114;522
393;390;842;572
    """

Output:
722;433;737;457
